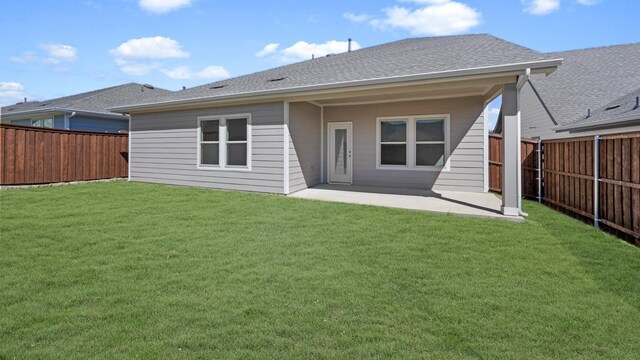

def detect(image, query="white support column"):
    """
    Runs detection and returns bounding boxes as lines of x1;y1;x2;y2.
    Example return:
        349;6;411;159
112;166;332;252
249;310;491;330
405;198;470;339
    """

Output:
283;101;290;195
501;83;521;216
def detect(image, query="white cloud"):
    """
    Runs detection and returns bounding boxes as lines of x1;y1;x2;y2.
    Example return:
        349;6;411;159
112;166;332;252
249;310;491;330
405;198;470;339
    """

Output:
256;43;280;58
350;1;480;36
161;65;230;80
343;12;372;22
110;36;189;59
9;51;37;63
139;0;191;13
0;82;28;106
376;1;481;35
9;45;77;65
575;0;599;4
40;44;78;63
277;40;362;63
522;0;560;15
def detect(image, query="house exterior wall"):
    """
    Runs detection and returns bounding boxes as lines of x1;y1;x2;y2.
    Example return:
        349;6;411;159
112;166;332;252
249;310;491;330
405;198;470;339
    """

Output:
520;81;559;139
323;97;486;192
520;82;640;139
68;116;128;133
129;102;286;193
289;102;321;193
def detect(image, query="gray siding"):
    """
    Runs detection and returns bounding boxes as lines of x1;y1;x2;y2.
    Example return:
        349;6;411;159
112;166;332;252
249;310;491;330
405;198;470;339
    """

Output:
289;102;321;193
9;119;31;126
69;116;128;133
520;81;557;139
324;97;486;192
129;102;285;194
53;115;65;129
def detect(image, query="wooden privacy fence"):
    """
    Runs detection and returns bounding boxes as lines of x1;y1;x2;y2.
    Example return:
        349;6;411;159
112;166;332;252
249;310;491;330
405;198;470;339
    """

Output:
489;131;640;241
0;124;128;186
488;134;538;198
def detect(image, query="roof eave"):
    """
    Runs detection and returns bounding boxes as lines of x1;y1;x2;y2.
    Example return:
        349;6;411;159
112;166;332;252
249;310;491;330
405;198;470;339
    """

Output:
0;108;128;120
110;58;563;113
555;114;640;132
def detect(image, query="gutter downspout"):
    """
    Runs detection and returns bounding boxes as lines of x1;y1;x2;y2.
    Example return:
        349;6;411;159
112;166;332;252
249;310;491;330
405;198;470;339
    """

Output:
516;68;530;216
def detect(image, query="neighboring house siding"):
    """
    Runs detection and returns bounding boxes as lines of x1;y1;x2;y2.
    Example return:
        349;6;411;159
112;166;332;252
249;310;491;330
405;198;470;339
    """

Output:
323;97;486;192
53;115;66;128
520;82;558;139
129;102;285;193
69;116;128;133
289;102;321;193
9;119;31;126
521;82;640;139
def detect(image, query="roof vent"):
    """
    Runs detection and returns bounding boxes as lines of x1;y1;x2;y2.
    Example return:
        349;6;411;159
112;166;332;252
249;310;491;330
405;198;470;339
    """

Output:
605;105;620;111
634;96;639;110
142;84;155;90
8;108;15;111
40;103;48;107
209;84;227;89
325;53;335;57
267;77;286;82
586;109;591;118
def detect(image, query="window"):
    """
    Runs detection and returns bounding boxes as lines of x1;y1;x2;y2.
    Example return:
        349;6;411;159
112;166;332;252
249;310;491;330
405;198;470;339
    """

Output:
380;120;407;165
377;115;449;170
198;114;251;169
31;118;53;128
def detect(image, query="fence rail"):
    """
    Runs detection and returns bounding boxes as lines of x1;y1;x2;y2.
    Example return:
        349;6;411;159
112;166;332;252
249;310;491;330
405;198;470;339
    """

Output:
489;131;640;242
0;124;128;186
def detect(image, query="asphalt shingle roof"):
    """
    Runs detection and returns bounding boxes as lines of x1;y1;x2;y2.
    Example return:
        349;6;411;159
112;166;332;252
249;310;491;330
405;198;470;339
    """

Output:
1;83;172;117
560;87;640;128
128;34;553;106
529;43;640;126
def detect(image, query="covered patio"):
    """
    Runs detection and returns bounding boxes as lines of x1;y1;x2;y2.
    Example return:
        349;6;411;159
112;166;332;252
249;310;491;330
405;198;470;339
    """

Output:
290;184;523;221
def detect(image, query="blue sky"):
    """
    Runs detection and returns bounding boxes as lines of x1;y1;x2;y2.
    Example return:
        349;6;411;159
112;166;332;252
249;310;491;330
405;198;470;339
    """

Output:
1;0;638;126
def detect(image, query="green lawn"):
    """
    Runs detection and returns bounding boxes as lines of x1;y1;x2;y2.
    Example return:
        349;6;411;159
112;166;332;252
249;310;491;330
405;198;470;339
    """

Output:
1;181;639;359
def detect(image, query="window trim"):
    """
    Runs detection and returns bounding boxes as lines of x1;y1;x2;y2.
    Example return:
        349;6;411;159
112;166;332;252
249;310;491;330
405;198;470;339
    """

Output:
376;114;450;172
197;113;252;171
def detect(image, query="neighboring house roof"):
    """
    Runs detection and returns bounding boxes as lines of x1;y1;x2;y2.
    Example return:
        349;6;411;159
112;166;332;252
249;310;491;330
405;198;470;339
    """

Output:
1;83;172;119
112;34;561;112
529;43;640;129
556;88;640;131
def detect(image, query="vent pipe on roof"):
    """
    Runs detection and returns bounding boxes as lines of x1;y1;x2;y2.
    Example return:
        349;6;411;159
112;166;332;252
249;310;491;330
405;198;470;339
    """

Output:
24;97;27;103
634;96;639;110
348;38;352;52
586;108;591;118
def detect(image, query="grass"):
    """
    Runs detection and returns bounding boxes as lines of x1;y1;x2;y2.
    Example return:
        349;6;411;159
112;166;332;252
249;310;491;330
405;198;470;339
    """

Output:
1;181;639;359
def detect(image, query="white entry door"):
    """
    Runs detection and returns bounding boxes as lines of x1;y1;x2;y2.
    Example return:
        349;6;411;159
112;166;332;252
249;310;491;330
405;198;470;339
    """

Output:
328;122;352;184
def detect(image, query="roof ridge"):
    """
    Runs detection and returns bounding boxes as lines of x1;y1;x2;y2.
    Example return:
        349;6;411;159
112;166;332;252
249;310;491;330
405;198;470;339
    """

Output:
547;41;640;55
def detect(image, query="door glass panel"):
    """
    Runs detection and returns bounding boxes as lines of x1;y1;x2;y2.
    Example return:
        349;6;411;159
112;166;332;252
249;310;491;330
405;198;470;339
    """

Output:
334;128;347;175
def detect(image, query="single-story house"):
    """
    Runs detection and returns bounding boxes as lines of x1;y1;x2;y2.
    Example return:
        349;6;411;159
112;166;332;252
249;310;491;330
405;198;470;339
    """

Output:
112;34;562;216
0;83;171;133
495;43;640;138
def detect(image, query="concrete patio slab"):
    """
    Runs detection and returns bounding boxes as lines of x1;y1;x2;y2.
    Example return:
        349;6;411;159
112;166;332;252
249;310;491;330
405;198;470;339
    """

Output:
289;184;524;221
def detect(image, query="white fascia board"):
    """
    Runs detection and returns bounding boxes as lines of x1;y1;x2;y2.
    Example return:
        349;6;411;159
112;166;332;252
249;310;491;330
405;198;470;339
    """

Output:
110;59;563;113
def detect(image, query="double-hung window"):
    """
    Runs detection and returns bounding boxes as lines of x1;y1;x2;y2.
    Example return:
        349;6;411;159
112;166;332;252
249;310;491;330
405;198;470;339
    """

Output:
198;114;251;169
377;115;449;170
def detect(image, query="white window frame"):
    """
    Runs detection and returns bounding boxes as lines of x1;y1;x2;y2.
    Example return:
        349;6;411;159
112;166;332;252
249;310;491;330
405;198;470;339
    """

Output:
376;114;450;172
197;113;252;171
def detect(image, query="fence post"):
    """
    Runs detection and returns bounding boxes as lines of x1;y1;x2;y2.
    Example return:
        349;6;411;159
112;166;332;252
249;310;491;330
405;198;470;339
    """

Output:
537;140;542;203
593;135;600;229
